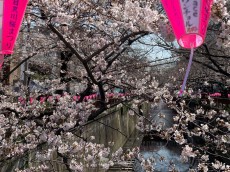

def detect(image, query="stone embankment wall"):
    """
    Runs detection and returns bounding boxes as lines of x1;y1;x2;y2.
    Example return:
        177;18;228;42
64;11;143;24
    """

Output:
82;102;150;172
1;103;150;172
82;103;147;152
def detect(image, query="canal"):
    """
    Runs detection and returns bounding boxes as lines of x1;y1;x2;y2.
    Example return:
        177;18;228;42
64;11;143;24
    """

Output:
109;100;192;172
139;100;191;172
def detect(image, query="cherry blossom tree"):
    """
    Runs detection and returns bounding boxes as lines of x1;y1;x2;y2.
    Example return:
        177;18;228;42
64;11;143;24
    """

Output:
0;0;229;171
0;0;163;171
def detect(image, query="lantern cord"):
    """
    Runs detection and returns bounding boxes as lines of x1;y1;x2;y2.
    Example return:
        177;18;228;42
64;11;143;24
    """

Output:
178;46;194;97
0;54;4;70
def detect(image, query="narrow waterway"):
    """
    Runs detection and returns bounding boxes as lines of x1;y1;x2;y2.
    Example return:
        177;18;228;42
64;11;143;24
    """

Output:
138;100;191;172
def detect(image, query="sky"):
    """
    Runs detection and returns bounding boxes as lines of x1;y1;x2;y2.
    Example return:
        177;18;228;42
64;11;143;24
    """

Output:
131;34;179;66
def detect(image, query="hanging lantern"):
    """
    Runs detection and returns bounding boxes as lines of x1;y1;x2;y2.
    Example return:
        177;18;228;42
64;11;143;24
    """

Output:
161;0;213;96
161;0;213;49
0;0;29;68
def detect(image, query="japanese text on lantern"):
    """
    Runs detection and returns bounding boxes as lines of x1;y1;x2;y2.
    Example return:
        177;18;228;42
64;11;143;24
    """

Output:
200;0;212;36
180;0;201;33
6;0;19;49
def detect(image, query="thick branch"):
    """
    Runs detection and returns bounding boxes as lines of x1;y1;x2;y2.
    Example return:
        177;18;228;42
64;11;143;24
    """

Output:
203;44;230;77
47;24;84;63
48;24;98;84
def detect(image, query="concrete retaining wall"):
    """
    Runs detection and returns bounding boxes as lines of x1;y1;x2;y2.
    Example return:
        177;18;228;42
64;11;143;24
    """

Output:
1;103;150;172
82;103;150;151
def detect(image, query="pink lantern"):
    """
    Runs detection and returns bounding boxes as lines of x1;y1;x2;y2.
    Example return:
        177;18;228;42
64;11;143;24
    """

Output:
73;95;77;101
85;96;89;101
0;0;29;68
161;0;213;96
161;0;213;49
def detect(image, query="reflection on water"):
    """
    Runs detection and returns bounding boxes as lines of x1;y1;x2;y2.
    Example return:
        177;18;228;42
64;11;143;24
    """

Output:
135;100;191;172
140;141;190;172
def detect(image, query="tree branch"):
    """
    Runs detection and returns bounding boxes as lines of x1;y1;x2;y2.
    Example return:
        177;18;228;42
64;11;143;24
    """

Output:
1;52;38;82
203;44;230;77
